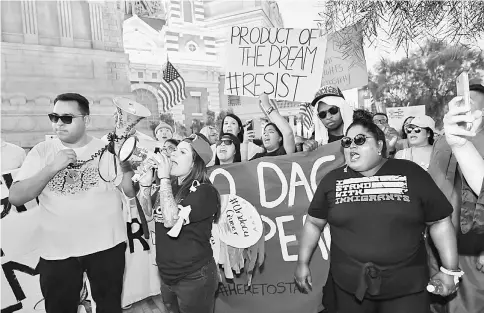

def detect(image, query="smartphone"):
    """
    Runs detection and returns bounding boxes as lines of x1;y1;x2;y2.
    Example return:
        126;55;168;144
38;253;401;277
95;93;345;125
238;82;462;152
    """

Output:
245;119;254;131
454;71;473;131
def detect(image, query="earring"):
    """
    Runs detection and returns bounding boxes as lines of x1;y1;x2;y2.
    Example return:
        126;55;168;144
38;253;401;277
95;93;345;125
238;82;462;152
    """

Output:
378;151;382;156
344;165;348;173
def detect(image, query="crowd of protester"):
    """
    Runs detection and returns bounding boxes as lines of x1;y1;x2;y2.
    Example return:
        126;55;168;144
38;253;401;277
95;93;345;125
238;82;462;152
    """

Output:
2;77;484;313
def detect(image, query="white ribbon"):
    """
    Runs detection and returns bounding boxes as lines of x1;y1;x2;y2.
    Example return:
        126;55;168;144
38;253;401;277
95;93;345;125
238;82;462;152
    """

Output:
167;205;191;237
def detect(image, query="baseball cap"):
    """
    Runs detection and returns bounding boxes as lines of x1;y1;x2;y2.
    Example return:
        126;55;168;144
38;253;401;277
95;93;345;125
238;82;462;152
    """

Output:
186;133;213;165
310;85;345;107
410;115;436;131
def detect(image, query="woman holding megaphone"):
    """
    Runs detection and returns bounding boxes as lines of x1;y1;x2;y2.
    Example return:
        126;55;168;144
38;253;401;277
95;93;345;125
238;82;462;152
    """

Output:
137;134;221;313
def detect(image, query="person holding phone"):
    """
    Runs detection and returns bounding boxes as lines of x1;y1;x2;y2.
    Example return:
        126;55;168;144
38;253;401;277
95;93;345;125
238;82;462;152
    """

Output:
428;80;484;313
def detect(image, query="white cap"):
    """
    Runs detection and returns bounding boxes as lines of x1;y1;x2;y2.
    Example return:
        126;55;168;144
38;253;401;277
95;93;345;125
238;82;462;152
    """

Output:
410;115;436;131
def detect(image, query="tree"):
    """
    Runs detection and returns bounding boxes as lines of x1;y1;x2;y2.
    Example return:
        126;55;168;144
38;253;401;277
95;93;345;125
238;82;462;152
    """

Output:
319;1;484;51
206;109;216;126
214;108;234;132
191;118;204;134
174;122;188;139
368;40;484;128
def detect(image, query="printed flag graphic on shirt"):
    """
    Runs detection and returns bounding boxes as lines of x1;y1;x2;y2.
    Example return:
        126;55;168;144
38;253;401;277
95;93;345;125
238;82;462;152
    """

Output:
299;102;313;134
158;61;187;112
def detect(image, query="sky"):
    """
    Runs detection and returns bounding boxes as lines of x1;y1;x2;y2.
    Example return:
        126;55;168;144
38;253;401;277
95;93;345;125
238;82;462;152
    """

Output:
276;0;406;72
276;0;484;72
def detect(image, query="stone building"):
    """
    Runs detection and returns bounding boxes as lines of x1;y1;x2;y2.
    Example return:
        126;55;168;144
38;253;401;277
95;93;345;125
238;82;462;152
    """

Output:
121;0;295;136
1;0;134;148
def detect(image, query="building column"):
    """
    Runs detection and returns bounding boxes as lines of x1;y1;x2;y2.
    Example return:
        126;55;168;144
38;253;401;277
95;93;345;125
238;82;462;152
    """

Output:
288;115;296;136
88;1;104;49
207;84;220;113
20;0;39;44
57;0;74;47
296;117;302;137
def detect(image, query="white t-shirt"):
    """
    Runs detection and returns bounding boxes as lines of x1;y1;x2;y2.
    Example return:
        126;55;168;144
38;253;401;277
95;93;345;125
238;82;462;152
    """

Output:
206;142;264;166
15;137;127;260
1;140;26;172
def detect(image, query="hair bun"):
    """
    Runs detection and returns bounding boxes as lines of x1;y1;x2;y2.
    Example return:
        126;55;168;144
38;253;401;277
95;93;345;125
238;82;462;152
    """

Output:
352;109;374;123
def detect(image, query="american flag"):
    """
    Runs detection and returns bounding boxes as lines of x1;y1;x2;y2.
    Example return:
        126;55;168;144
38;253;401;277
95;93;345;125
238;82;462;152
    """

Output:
299;102;313;134
158;61;186;112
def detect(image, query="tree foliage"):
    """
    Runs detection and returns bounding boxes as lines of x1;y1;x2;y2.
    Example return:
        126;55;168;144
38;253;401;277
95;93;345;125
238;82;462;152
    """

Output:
206;109;216;126
319;1;484;51
368;40;484;128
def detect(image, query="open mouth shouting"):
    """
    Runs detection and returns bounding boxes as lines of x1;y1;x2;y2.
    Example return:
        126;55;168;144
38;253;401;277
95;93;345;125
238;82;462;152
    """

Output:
349;151;360;162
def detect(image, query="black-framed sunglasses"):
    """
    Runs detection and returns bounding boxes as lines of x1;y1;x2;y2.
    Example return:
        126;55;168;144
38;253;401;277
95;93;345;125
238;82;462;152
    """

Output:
404;125;422;134
217;139;233;146
341;134;375;148
318;106;339;119
162;146;176;154
373;118;388;125
48;113;86;124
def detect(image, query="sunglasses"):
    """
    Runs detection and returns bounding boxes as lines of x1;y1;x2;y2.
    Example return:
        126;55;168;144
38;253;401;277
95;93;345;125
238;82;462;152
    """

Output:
373;118;388;125
404;125;422;134
217;139;233;146
48;113;86;124
341;134;375;148
318;106;339;119
162;146;176;154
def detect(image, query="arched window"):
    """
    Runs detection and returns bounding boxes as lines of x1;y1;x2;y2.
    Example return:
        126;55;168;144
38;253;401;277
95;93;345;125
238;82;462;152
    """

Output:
183;0;194;23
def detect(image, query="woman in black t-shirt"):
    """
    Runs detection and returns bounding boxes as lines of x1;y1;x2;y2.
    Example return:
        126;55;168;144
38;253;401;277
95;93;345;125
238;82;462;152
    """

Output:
138;134;221;313
295;118;462;313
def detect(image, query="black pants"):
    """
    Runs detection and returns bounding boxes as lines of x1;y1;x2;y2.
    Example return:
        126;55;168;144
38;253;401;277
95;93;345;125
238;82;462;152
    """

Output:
159;258;219;313
334;283;430;313
38;242;126;313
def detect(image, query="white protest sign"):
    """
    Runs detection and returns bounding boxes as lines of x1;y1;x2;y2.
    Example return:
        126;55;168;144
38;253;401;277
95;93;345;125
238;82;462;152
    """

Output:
386;105;426;131
224;27;327;102
215;194;263;249
320;23;368;91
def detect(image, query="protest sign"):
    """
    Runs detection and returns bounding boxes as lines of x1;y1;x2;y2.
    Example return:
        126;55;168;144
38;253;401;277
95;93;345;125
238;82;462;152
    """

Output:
224;27;327;102
386;105;426;131
321;23;368;91
2;142;344;313
210;142;345;313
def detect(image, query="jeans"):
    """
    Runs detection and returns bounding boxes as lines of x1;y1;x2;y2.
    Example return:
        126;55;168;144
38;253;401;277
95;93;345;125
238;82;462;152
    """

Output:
38;242;126;313
159;258;219;313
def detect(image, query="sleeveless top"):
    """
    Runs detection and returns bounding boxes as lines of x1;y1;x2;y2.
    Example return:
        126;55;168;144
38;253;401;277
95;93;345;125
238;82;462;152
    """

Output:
400;147;430;171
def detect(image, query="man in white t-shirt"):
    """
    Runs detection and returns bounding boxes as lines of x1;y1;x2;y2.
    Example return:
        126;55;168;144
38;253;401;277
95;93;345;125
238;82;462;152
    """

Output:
9;93;131;313
1;139;26;172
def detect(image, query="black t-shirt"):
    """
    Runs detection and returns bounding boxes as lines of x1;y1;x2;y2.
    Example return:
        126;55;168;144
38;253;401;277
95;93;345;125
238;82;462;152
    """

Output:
250;146;286;161
328;133;344;143
308;158;453;297
155;183;219;284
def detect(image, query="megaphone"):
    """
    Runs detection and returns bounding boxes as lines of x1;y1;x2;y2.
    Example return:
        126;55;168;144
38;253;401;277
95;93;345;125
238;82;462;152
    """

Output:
113;97;152;138
118;136;164;182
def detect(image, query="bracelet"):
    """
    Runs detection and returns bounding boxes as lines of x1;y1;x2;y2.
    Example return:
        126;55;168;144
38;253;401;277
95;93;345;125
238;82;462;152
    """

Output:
159;177;170;181
440;266;464;285
140;184;152;188
266;107;275;115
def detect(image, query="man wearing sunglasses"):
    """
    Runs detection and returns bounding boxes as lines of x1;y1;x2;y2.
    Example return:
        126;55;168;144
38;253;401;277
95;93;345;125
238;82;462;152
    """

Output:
306;86;354;151
9;93;130;313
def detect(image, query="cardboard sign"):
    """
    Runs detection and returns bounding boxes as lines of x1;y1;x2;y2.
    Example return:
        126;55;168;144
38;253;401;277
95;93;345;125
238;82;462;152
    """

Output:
224;27;327;102
321;23;368;91
386;105;426;131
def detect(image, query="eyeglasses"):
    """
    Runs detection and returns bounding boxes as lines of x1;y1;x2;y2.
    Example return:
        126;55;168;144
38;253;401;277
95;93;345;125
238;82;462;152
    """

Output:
217;139;233;146
48;113;86;124
404;125;422;134
341;134;375;148
373;118;388;125
318;106;339;119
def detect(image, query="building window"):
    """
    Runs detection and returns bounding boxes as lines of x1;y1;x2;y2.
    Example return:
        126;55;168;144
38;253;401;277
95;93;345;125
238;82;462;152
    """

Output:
183;0;193;23
152;73;158;79
138;72;144;78
228;95;241;106
193;96;202;113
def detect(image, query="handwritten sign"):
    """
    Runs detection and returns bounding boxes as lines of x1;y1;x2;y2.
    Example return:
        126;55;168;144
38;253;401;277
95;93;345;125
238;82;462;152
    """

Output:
386;105;426;131
321;23;368;91
224;27;327;102
215;194;263;249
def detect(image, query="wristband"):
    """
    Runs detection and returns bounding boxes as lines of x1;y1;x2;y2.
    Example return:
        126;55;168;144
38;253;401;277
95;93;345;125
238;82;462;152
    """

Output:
159;177;170;180
266;107;275;115
440;266;464;285
140;184;152;188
